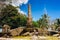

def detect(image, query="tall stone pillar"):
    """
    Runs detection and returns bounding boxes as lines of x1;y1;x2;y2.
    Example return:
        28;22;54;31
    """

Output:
26;4;32;28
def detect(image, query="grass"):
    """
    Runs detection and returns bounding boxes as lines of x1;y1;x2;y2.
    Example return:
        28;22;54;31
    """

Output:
13;36;31;40
13;36;59;40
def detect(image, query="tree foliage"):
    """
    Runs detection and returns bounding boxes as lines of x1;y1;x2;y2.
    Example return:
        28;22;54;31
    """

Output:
38;14;49;28
54;18;60;29
32;21;39;28
20;13;27;27
0;5;27;29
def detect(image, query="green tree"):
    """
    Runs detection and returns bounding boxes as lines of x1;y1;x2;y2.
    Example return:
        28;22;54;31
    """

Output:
0;4;27;29
38;14;49;28
54;18;60;29
19;13;27;27
32;21;39;28
0;5;20;29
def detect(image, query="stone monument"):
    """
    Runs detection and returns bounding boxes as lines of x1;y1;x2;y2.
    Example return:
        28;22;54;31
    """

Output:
26;4;32;28
20;4;35;35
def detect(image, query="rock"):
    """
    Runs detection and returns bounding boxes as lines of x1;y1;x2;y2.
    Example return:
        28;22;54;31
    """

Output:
10;27;24;36
31;35;39;40
22;32;30;36
22;32;34;36
2;24;10;33
53;34;59;37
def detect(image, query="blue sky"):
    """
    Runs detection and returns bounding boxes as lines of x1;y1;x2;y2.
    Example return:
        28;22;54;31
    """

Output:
20;0;60;21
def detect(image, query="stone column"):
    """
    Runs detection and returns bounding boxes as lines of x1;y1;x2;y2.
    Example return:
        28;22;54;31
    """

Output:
27;4;32;28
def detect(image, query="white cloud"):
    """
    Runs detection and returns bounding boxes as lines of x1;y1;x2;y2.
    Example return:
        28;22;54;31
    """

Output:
5;0;28;6
17;8;26;14
5;0;28;14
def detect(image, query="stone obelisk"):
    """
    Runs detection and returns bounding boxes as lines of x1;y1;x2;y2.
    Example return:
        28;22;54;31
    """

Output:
27;4;32;28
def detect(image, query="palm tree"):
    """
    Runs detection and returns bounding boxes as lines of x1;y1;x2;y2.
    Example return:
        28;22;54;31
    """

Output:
54;18;60;29
38;14;49;29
